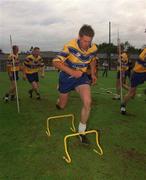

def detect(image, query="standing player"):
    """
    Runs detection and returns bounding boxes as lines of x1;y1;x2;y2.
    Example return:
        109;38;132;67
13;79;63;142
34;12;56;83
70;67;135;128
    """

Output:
3;45;20;102
53;25;98;145
23;47;44;100
121;47;146;114
113;50;129;100
102;60;109;77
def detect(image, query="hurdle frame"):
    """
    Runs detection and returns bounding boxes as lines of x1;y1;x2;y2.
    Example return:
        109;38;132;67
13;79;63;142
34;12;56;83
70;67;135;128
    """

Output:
63;129;103;164
46;114;76;136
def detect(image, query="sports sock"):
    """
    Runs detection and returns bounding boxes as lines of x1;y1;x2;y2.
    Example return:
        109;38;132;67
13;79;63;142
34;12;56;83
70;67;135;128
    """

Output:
78;122;86;133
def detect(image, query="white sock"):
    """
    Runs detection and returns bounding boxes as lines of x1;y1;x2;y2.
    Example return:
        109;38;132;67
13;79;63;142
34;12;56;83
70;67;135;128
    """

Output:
78;122;86;133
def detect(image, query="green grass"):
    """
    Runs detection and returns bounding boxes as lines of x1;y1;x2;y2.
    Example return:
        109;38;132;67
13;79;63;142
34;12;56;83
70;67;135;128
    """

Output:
0;71;146;180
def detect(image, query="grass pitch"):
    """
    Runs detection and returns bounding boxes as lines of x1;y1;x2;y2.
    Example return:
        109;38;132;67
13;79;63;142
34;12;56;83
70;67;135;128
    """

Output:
0;71;146;179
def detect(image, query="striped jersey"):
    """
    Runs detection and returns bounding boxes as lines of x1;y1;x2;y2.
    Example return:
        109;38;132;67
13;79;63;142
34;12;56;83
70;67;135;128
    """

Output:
24;54;44;74
7;53;20;72
53;39;98;73
117;52;129;71
133;48;146;73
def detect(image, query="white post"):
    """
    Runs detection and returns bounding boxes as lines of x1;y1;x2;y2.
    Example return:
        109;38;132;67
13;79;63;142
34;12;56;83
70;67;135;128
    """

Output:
117;30;123;102
10;35;20;113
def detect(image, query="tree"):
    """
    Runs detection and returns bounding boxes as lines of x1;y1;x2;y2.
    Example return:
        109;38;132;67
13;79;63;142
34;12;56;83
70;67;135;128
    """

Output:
0;49;4;54
97;43;117;53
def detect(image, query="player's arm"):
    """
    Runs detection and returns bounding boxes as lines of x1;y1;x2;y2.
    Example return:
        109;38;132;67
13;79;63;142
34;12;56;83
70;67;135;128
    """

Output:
53;60;83;78
22;57;30;80
89;58;97;85
39;58;45;78
40;66;45;78
53;45;83;78
7;55;13;77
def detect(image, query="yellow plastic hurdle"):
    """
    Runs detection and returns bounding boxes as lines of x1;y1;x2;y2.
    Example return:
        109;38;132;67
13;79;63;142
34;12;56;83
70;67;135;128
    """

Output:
63;130;103;164
46;114;76;136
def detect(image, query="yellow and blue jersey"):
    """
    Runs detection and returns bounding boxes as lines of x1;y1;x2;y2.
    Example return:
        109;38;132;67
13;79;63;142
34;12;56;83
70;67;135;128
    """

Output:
133;48;146;73
117;52;129;71
53;39;98;73
7;53;20;72
24;54;44;74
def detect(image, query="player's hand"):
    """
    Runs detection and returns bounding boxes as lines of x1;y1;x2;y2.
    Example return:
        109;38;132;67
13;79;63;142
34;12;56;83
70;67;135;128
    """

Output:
71;70;83;78
91;75;97;85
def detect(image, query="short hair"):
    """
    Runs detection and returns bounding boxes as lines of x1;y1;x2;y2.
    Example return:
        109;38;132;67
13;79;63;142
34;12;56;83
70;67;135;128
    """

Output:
12;45;18;51
33;47;40;51
79;24;95;38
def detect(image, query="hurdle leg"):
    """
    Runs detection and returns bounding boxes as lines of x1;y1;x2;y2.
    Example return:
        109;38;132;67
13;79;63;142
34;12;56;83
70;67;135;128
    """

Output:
63;130;103;164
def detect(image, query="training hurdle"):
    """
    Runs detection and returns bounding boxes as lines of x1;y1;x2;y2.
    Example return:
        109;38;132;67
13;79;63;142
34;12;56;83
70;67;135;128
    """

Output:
46;114;103;164
46;114;76;136
63;130;103;164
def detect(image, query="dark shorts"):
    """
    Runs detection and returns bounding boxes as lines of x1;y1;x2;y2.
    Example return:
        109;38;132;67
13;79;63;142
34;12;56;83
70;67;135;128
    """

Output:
9;71;19;81
58;71;90;93
125;70;131;79
117;71;126;79
26;72;39;83
131;72;146;87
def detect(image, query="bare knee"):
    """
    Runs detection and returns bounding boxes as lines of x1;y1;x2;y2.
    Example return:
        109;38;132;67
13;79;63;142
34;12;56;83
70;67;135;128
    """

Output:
32;82;38;90
57;94;68;109
128;89;136;98
58;103;66;109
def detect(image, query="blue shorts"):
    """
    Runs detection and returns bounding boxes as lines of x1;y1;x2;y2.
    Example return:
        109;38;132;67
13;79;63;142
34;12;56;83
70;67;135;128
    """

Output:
26;72;39;83
9;71;19;81
131;72;146;87
125;70;131;79
58;71;90;93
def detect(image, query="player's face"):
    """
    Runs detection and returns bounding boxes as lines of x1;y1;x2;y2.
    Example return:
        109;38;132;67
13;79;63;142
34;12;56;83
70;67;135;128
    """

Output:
79;35;93;51
13;47;19;54
33;49;40;57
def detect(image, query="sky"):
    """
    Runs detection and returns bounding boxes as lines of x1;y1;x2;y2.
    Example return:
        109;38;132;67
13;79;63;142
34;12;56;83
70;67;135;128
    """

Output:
0;0;146;52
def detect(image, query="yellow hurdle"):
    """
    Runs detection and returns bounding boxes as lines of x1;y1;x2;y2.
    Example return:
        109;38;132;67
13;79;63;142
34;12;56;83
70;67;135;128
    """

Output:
46;114;76;136
63;130;103;164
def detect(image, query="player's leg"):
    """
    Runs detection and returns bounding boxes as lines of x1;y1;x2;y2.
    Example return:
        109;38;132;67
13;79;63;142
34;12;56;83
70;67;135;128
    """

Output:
120;87;136;114
26;73;40;99
120;71;145;114
113;71;121;100
56;93;69;109
56;71;72;109
75;84;91;145
4;72;18;101
9;80;16;100
31;81;40;99
122;71;130;90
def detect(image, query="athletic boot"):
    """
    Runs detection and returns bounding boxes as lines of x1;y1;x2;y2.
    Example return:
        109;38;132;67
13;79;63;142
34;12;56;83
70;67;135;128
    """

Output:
56;104;62;110
3;93;9;102
120;104;126;115
79;134;90;145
